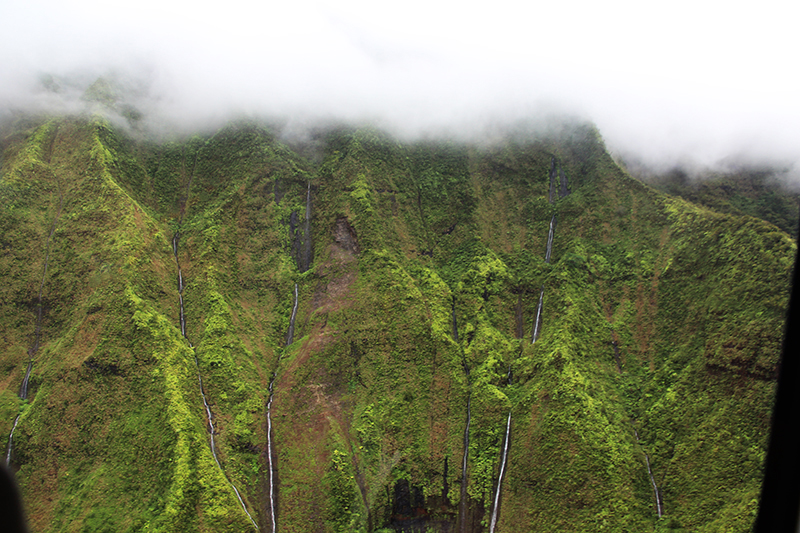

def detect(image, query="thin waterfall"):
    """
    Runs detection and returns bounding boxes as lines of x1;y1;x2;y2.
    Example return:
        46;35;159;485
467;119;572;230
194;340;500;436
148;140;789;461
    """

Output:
286;284;299;346
559;167;570;199
531;164;557;347
457;394;472;533
172;233;258;529
454;297;473;533
531;287;544;344
265;283;299;533
5;415;21;465
644;454;663;518
544;215;556;264
172;155;258;529
265;383;276;533
172;234;258;530
634;430;663;517
488;412;512;533
7;182;63;466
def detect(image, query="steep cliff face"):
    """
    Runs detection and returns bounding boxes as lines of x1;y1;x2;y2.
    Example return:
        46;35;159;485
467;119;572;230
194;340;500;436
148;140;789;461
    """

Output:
0;114;794;532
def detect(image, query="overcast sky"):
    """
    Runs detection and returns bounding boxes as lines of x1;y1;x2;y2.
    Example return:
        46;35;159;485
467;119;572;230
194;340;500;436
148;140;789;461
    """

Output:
1;0;798;173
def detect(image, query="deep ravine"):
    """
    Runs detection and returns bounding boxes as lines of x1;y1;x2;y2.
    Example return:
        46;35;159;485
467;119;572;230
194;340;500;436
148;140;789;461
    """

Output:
6;179;63;466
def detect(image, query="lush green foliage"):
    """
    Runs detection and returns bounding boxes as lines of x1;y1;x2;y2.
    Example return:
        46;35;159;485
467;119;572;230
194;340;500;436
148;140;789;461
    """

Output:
0;111;793;532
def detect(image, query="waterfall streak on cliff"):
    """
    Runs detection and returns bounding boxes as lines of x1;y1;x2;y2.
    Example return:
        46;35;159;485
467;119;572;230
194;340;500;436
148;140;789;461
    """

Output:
7;182;64;465
299;182;313;273
644;453;663;517
173;232;258;530
458;394;472;533
266;383;277;533
532;287;544;344
489;412;512;533
5;415;20;466
634;430;663;518
545;215;556;264
265;284;299;532
559;167;570;198
286;284;299;346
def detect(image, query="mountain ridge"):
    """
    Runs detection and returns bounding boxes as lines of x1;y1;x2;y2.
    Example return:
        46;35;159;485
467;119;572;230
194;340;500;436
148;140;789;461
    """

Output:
0;111;793;532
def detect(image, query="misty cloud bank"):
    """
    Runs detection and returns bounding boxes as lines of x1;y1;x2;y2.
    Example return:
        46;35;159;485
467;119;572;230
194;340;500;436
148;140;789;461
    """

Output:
2;0;798;177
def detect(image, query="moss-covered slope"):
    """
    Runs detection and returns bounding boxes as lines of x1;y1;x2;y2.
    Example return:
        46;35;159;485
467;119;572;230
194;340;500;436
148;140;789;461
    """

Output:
0;115;793;533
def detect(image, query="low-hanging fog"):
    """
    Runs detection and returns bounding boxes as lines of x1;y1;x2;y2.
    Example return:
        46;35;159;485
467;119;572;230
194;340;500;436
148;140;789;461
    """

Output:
2;0;798;178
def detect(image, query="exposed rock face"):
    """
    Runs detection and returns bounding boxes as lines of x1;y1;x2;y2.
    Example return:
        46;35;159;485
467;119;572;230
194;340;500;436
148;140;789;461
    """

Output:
333;217;359;256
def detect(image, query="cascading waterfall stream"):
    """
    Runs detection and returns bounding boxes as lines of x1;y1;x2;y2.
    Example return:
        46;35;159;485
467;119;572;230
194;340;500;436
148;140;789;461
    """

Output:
264;181;312;532
265;283;298;533
286;283;299;346
458;394;472;533
6;182;63;466
488;412;512;533
544;215;556;264
172;233;258;530
634;430;663;517
531;286;545;344
531;159;562;346
301;182;313;272
644;454;663;518
171;156;258;529
452;300;475;533
5;416;21;465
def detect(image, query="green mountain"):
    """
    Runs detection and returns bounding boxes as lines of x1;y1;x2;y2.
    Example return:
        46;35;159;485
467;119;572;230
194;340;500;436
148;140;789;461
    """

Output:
622;162;800;240
0;110;794;533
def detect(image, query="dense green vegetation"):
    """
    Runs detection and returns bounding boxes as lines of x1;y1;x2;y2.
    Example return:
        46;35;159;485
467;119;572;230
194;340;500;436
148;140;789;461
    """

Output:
627;164;800;239
0;105;793;532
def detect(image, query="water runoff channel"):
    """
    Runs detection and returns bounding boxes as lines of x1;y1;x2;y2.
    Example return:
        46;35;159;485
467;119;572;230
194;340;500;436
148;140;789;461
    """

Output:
533;158;664;520
487;158;569;532
265;181;311;532
171;166;258;529
6;180;64;466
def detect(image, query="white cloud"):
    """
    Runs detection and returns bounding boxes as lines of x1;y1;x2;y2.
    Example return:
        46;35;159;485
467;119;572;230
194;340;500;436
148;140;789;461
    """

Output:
1;0;798;172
